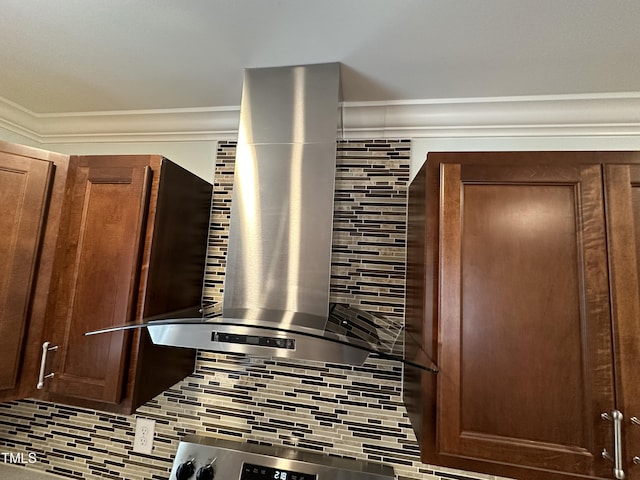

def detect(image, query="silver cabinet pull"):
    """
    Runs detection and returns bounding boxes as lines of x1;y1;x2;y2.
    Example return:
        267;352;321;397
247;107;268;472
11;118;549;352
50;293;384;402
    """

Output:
632;418;640;469
602;411;625;479
36;341;58;389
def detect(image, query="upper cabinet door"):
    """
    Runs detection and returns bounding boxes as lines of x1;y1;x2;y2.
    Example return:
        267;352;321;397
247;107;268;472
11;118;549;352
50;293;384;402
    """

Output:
0;153;53;392
46;163;152;404
437;162;615;478
604;164;640;478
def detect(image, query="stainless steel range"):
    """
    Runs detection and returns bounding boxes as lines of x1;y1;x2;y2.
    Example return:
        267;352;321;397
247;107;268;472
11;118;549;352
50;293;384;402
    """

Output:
169;436;395;480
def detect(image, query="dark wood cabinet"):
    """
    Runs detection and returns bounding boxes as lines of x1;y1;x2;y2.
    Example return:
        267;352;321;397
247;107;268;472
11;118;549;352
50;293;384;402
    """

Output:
405;152;640;480
0;144;212;414
0;142;71;403
43;159;153;405
0;150;52;393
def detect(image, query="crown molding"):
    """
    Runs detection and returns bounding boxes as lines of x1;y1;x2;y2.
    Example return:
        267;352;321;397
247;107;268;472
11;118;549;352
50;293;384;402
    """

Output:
0;97;42;142
2;92;640;144
342;93;640;139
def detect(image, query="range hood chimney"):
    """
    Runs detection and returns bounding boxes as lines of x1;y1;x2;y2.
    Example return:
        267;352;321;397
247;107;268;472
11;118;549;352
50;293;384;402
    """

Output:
87;63;436;372
223;63;340;334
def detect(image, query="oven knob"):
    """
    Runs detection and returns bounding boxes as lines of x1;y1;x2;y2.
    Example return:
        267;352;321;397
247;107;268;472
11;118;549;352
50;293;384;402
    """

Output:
196;464;215;480
176;460;196;480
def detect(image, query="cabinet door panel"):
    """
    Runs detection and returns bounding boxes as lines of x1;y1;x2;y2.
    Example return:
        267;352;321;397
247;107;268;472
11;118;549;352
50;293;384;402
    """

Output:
604;164;640;478
438;163;614;477
0;154;52;391
47;165;152;403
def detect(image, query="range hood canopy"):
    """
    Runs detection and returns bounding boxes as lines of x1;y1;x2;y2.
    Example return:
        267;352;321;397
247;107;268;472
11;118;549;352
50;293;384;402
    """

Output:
87;63;437;373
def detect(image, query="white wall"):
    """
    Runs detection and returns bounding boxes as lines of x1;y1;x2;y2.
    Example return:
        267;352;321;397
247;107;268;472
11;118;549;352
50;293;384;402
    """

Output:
411;135;640;182
0;126;40;148
0;126;218;183
39;141;218;183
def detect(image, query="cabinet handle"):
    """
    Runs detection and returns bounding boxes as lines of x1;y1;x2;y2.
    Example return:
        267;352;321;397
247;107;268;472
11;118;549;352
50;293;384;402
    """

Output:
36;341;58;389
632;418;640;469
602;411;625;479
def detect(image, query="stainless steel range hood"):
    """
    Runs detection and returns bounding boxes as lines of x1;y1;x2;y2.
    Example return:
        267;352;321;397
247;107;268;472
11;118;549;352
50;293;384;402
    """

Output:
224;62;340;341
87;63;436;372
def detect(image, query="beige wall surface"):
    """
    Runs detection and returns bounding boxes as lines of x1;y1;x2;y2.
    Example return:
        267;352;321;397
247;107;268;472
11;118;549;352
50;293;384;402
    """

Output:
39;141;217;183
0;128;217;183
411;135;640;181
0;126;40;147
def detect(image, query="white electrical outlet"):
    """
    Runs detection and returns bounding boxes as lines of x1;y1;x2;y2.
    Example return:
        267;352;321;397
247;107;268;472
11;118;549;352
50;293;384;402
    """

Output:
133;417;155;454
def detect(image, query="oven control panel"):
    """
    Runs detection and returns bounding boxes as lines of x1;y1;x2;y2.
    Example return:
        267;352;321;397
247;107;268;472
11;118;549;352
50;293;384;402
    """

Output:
169;435;393;480
241;463;316;480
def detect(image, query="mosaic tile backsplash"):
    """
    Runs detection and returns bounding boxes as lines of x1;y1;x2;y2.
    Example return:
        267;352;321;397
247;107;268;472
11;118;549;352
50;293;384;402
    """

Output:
0;140;498;480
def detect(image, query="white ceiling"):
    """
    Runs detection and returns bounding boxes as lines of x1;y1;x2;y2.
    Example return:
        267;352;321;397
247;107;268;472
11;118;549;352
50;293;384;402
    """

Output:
1;0;640;115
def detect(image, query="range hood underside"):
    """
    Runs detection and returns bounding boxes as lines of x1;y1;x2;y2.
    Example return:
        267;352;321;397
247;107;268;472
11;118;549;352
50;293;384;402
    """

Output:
86;305;438;372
